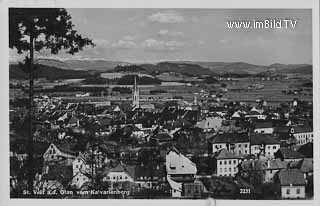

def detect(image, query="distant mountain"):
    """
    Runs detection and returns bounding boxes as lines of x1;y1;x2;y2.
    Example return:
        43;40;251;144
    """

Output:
167;61;312;75
10;64;91;80
31;58;312;76
268;63;312;74
37;58;129;71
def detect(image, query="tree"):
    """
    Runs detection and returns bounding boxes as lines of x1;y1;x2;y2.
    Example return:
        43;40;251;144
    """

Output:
9;8;94;195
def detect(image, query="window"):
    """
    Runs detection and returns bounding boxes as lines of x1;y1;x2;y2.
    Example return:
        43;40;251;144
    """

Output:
229;160;231;164
125;176;128;179
238;144;241;147
297;188;300;194
229;168;231;172
286;189;290;194
234;168;237;172
120;176;122;180
233;160;236;164
220;168;222;173
224;168;227;172
244;144;248;148
273;146;277;149
220;161;222;165
224;160;227;165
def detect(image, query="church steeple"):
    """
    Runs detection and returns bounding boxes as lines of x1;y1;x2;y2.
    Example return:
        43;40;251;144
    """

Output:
132;75;139;108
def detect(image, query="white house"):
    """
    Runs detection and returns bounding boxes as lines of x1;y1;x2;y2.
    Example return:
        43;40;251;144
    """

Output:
213;149;241;177
166;148;197;197
290;125;313;145
166;148;197;177
278;169;306;199
102;164;135;182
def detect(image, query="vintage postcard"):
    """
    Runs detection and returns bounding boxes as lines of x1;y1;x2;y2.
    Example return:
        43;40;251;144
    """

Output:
2;0;319;205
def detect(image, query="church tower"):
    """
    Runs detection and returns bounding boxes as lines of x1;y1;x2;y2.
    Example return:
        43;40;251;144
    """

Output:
132;76;139;108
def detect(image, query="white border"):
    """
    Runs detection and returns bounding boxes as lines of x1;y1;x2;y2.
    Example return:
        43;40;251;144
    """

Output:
0;1;319;206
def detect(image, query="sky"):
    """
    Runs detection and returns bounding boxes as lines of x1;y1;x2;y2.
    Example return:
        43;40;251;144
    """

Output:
10;9;312;65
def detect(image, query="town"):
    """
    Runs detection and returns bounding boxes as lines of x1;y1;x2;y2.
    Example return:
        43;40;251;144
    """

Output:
9;66;313;199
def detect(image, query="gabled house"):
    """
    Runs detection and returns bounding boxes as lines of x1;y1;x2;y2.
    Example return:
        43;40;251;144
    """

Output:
277;169;305;199
102;164;135;182
166;148;197;182
195;116;223;132
43;143;77;166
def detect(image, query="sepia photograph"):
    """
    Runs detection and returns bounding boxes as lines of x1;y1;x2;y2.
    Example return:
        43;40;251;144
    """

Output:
6;3;317;202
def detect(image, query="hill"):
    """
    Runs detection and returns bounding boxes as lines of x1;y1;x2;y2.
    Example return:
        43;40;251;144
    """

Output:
31;58;312;76
36;58;128;71
9;64;91;80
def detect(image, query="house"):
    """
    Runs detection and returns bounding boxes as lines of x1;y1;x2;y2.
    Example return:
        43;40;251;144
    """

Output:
195;116;223;132
249;133;280;159
290;125;313;145
278;169;305;199
102;164;135;182
254;121;274;134
166;147;198;197
212;149;241;177
209;133;250;156
166;148;197;182
275;148;305;162
71;153;97;189
43;143;77;166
